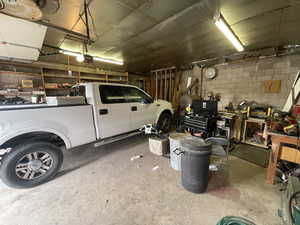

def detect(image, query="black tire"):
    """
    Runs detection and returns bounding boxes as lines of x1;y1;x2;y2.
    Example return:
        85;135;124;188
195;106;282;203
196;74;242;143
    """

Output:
0;141;63;189
157;112;172;133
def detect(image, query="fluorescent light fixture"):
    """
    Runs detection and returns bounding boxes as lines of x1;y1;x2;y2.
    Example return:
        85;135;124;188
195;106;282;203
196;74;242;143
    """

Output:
93;56;124;65
59;50;84;62
215;15;244;52
59;50;82;57
59;49;124;65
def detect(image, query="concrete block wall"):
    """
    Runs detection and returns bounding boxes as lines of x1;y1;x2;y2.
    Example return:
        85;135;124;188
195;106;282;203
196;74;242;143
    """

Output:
181;54;300;110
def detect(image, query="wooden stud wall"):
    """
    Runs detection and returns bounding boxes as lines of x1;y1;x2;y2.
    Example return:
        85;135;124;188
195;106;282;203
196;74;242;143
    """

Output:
149;67;182;110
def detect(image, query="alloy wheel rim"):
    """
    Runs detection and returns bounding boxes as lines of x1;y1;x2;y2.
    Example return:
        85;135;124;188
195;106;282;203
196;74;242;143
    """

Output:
15;151;53;180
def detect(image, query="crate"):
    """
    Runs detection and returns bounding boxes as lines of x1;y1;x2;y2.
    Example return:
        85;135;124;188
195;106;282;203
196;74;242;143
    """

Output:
149;137;169;156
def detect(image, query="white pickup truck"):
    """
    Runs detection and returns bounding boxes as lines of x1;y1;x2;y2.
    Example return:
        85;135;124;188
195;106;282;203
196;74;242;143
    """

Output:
0;82;173;188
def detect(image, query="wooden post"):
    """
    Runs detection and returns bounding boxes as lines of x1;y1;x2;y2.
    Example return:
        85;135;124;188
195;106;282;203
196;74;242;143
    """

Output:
168;69;171;102
155;72;158;99
41;67;45;95
164;70;167;100
159;71;163;99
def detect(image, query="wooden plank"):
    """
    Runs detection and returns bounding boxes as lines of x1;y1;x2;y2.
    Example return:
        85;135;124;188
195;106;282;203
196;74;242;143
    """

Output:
280;146;300;164
266;141;281;184
150;73;155;98
159;72;163;99
169;69;172;101
0;70;41;77
164;70;167;100
172;71;180;105
80;76;106;81
155;72;158;99
172;71;182;109
43;74;79;79
151;66;176;73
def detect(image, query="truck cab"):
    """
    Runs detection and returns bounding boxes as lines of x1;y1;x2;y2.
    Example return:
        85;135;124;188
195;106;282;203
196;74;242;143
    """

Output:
72;83;173;138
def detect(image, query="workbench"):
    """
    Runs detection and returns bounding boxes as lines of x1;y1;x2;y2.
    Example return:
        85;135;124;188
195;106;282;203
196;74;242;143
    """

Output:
266;132;300;184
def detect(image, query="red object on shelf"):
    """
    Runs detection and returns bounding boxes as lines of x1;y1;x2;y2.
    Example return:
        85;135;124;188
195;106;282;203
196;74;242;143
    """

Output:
293;105;300;115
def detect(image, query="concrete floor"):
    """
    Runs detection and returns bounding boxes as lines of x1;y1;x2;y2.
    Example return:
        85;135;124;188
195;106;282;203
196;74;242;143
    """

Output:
0;135;282;225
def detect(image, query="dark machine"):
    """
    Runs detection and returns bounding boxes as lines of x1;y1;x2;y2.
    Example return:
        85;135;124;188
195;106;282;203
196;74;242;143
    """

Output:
179;100;218;138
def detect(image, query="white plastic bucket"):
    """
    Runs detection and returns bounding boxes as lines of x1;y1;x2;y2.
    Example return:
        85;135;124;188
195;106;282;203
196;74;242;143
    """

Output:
169;133;191;171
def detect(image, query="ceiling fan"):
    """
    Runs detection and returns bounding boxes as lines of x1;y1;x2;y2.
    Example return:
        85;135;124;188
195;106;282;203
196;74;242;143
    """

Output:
0;0;60;21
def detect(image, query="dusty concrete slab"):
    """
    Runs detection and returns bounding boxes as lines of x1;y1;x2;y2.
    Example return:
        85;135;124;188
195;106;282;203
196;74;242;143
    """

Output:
0;135;281;225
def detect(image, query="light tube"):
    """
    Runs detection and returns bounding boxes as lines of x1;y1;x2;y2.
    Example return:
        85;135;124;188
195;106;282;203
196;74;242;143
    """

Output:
59;49;124;65
215;15;244;52
59;50;82;57
93;56;124;65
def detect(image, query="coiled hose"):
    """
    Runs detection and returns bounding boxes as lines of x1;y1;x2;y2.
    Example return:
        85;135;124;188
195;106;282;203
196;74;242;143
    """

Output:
216;216;256;225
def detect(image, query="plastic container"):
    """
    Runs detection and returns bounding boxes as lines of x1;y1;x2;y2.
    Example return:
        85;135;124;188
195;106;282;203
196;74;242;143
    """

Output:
180;137;212;193
169;133;191;171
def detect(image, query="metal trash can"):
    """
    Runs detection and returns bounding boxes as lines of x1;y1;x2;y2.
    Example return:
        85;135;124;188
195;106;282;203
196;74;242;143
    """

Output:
169;133;191;171
179;137;212;193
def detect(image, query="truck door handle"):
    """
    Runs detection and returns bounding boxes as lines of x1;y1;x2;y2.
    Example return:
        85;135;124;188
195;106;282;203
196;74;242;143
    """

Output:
131;106;137;111
99;109;108;115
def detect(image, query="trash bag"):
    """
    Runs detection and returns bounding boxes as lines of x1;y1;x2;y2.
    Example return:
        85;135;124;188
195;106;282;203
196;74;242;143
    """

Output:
216;216;256;225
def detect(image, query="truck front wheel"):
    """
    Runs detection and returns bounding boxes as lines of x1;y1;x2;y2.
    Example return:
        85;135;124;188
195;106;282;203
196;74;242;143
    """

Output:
157;112;172;133
0;141;63;188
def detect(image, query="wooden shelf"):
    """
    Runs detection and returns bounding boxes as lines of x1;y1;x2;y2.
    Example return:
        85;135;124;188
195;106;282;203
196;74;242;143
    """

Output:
0;62;129;97
43;74;79;79
45;88;71;90
80;76;106;81
0;61;128;77
109;78;128;82
0;70;41;77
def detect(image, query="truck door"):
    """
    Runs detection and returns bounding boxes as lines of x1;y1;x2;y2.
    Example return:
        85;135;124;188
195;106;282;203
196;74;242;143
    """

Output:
96;85;132;139
122;86;157;130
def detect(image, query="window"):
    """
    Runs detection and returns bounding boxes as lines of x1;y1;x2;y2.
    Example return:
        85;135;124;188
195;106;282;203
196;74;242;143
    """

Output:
70;85;86;98
123;87;153;103
99;85;126;104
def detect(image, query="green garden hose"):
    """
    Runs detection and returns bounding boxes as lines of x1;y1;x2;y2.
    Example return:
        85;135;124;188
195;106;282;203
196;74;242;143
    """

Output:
216;216;256;225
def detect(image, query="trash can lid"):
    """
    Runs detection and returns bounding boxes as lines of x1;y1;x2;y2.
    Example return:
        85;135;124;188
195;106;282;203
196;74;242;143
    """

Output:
180;136;212;152
169;133;191;140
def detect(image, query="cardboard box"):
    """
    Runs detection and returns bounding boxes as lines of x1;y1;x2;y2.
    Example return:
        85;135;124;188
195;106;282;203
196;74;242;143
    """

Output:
22;80;33;88
263;80;281;93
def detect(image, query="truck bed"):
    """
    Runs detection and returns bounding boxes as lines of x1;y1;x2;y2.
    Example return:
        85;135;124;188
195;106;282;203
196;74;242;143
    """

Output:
0;103;86;111
0;104;97;148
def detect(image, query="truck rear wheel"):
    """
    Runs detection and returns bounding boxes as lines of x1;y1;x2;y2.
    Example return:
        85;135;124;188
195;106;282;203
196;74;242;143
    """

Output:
0;141;63;188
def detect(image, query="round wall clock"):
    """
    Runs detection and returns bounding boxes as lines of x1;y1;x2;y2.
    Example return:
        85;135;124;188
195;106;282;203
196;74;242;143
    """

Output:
204;67;217;79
